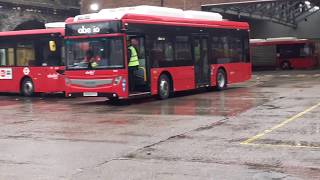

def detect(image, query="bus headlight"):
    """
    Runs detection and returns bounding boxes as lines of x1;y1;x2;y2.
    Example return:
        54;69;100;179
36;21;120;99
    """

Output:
122;79;126;92
114;76;122;85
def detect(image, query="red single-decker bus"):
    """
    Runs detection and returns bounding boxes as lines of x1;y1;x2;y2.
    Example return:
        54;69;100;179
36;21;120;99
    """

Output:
0;28;65;96
64;6;251;100
251;37;317;70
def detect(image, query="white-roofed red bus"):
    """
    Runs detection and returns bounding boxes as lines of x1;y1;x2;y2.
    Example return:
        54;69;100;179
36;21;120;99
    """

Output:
251;37;317;70
0;28;65;96
64;6;251;100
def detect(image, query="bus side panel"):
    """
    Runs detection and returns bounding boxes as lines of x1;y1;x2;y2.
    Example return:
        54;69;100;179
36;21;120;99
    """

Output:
30;67;65;93
211;63;251;86
0;67;24;93
0;67;63;93
226;63;251;84
289;57;317;69
150;66;195;95
40;73;65;93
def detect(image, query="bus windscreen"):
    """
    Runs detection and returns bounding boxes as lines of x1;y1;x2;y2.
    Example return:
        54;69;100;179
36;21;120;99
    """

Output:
66;37;124;70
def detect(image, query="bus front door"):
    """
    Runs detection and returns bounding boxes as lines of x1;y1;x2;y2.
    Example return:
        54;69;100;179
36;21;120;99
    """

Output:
193;36;210;88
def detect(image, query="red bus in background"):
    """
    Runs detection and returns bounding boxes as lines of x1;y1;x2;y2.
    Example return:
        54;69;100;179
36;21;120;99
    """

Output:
0;28;65;96
251;37;317;70
64;6;251;100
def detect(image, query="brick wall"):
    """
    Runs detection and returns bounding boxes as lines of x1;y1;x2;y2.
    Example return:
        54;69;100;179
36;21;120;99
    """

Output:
0;1;80;31
81;0;247;13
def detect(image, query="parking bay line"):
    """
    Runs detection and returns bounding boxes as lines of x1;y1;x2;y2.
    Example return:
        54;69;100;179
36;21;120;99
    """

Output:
241;102;320;146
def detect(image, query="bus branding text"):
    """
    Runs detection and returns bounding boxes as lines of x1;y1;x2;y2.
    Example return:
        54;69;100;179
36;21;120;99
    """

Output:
77;26;101;34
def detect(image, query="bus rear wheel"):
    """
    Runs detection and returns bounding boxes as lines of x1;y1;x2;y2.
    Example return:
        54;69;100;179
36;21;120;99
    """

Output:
21;78;34;97
216;69;227;91
281;61;291;70
158;74;171;100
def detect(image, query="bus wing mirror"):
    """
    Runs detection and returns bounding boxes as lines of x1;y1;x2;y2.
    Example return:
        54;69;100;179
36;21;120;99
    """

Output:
49;41;57;52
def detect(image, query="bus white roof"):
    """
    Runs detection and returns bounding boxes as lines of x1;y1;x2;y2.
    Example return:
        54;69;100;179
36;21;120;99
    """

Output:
251;37;310;44
266;37;298;42
45;22;65;28
250;39;266;43
99;6;185;19
183;10;222;21
73;5;223;22
73;13;100;21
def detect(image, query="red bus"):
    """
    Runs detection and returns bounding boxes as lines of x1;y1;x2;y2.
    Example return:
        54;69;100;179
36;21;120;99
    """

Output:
251;38;317;70
0;28;65;96
64;6;251;100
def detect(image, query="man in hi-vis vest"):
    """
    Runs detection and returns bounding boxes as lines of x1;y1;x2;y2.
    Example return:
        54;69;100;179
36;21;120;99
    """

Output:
128;38;140;91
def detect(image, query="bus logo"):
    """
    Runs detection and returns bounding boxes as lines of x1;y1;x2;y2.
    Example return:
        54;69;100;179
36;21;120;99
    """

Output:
85;70;95;75
23;67;30;75
47;74;59;79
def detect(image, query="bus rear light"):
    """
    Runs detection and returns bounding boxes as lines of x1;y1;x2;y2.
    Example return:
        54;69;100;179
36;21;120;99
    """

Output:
114;76;122;85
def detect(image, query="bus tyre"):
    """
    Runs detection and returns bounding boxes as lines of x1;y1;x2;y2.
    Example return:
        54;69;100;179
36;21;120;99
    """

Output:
108;97;119;103
21;78;34;96
216;69;227;91
281;61;291;70
158;74;171;100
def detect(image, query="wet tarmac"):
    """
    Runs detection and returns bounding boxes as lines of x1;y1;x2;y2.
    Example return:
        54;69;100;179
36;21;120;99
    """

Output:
1;69;320;179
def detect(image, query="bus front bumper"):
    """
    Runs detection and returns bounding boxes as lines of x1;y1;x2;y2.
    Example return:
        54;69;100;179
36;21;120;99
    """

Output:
64;77;128;98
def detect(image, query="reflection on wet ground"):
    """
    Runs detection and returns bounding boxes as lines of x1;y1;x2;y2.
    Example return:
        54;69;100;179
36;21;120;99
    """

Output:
0;87;269;118
0;70;320;179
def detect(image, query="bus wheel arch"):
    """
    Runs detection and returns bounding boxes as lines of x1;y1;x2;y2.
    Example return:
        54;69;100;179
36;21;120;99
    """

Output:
157;71;173;99
280;61;291;70
20;76;35;96
216;67;227;91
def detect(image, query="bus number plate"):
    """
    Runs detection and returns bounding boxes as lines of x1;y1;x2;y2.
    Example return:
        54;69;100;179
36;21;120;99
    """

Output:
83;92;98;97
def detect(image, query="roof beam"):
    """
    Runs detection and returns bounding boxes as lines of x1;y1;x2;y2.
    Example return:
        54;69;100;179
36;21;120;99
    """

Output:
202;0;320;28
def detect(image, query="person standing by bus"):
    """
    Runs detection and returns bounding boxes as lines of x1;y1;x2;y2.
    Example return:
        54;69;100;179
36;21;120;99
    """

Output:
128;38;140;91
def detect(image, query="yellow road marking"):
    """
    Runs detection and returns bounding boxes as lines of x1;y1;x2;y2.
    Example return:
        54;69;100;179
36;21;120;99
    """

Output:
241;102;320;145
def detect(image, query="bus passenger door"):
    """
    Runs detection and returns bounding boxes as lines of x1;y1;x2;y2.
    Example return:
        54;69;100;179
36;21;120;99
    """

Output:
128;35;150;93
192;36;210;88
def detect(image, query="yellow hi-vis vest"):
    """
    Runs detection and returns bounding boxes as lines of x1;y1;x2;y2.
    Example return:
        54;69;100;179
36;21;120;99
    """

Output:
128;46;139;67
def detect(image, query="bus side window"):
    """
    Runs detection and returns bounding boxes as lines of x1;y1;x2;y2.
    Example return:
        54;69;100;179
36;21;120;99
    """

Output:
0;49;6;66
41;39;62;66
150;36;174;67
175;36;192;64
7;48;15;66
16;42;35;66
0;48;15;66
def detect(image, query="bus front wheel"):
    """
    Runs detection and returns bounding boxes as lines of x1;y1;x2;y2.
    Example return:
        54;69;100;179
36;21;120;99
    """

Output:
21;78;34;97
216;69;227;91
158;74;171;100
